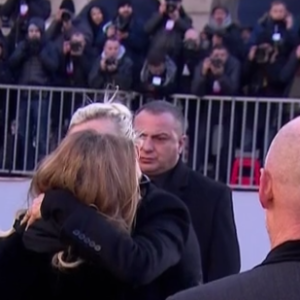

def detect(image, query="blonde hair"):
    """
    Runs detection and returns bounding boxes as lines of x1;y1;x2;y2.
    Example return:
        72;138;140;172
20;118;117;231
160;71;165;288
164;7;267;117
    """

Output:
69;102;136;140
0;131;140;269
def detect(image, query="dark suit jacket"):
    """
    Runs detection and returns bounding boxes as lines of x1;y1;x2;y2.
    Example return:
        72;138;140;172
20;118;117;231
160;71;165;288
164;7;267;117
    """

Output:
0;184;201;300
167;240;300;300
167;263;300;300
161;160;240;282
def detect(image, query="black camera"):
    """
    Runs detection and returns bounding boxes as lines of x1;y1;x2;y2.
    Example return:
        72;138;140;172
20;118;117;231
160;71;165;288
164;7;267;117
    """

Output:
166;1;177;13
61;11;72;22
254;47;268;63
70;41;82;52
184;39;198;51
105;57;117;66
210;58;223;68
114;16;130;32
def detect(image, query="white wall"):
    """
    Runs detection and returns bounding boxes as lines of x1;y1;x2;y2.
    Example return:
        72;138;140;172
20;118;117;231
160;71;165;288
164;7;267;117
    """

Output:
0;180;269;272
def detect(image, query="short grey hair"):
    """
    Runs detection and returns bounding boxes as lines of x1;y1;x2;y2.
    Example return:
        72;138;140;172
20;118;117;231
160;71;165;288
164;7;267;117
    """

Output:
134;100;186;133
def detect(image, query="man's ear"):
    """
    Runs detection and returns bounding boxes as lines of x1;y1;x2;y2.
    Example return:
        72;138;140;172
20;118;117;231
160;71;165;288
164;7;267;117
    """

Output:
259;168;274;209
178;134;187;154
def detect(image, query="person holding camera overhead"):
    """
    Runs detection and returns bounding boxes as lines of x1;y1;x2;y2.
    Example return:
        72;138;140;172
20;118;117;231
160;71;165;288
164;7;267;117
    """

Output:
46;0;90;47
8;17;59;170
144;0;192;63
139;50;177;99
88;37;133;90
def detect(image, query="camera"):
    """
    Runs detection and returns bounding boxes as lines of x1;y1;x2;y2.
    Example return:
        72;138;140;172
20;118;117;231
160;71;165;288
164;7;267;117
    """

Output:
61;11;72;22
166;1;177;14
114;16;130;32
70;41;82;52
210;58;223;68
254;47;268;63
105;57;117;66
184;39;198;51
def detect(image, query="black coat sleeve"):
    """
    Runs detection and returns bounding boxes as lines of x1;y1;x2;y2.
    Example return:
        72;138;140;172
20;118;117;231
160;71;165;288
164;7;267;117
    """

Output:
41;189;191;286
207;186;240;281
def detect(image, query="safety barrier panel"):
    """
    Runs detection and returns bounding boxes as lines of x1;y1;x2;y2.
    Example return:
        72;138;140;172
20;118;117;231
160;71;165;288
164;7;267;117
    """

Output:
0;84;300;190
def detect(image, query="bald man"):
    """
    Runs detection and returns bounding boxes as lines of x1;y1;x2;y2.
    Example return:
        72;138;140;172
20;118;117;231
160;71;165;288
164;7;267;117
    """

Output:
167;117;300;300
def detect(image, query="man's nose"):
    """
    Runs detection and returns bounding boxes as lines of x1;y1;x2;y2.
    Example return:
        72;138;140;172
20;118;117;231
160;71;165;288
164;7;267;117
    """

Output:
141;138;154;152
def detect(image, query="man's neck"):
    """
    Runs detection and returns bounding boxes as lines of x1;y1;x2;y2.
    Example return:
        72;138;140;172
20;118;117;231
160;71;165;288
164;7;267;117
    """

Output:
270;223;300;249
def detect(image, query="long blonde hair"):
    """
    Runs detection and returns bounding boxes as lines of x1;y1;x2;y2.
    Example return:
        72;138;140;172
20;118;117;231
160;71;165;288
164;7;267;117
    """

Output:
1;131;140;269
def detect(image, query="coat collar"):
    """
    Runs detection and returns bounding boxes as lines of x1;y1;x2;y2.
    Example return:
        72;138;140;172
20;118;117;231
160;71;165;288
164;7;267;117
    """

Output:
161;160;190;199
258;240;300;267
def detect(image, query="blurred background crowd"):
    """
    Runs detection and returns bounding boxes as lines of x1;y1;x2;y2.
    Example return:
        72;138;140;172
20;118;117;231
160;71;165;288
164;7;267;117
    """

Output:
0;0;300;183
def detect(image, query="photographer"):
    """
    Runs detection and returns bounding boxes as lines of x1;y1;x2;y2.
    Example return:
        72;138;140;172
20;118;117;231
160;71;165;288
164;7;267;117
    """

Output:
58;31;94;88
88;37;133;90
1;0;51;53
203;5;245;61
144;0;192;62
243;33;287;97
139;50;177;99
46;1;90;47
249;1;298;56
180;28;208;92
191;45;240;96
100;0;147;58
8;17;59;169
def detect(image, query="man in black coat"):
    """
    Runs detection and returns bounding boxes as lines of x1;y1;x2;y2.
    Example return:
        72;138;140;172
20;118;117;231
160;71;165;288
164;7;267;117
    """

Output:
167;116;300;300
134;100;240;282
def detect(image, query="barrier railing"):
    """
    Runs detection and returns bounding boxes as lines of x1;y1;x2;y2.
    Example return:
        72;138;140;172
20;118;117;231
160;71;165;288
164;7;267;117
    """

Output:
0;84;300;190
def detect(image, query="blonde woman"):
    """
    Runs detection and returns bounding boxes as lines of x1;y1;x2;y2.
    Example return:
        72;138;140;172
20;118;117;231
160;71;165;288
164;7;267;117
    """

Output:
0;101;201;299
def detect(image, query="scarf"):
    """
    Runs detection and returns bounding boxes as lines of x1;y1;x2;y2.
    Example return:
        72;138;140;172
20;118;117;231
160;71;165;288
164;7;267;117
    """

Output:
207;14;233;32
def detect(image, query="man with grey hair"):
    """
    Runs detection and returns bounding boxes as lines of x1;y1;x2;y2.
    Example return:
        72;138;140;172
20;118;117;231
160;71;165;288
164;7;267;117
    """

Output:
167;116;300;300
134;100;240;283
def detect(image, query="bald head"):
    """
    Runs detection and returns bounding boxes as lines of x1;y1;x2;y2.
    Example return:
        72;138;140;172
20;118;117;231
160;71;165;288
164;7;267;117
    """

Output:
265;117;300;186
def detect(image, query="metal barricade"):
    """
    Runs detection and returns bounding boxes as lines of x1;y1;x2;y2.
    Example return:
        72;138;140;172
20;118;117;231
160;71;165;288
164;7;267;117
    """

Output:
1;84;300;190
168;94;300;190
0;85;134;176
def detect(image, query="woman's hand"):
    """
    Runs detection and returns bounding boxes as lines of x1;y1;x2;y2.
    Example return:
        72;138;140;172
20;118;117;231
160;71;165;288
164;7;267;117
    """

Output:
22;194;45;229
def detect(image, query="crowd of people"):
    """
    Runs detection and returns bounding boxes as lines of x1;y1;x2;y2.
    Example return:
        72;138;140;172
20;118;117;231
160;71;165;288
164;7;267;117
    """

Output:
0;0;300;178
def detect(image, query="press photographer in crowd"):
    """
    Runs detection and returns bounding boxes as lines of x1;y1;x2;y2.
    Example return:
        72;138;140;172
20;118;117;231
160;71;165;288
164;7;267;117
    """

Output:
101;0;148;60
46;3;89;48
88;37;133;89
180;29;208;92
46;1;75;42
243;33;289;97
139;50;177;99
8;17;59;169
191;45;240;96
191;45;240;179
144;0;192;63
203;5;245;61
58;31;94;88
0;0;51;52
249;0;298;53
